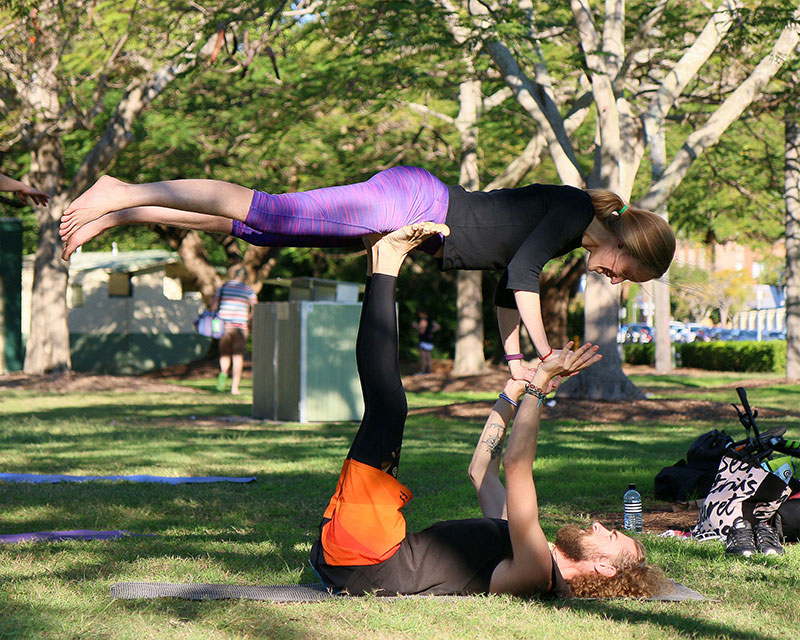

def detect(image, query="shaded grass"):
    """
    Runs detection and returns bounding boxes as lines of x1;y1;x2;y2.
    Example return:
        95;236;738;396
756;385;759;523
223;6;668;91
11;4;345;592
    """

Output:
1;375;799;639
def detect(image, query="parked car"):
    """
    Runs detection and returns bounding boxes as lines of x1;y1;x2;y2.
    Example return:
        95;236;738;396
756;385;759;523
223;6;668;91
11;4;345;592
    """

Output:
693;327;714;342
708;328;735;341
623;323;654;343
684;323;708;343
669;322;689;343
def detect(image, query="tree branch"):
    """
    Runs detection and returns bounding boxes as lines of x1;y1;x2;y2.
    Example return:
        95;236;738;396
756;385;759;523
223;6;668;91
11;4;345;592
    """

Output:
639;5;800;211
641;0;741;146
486;40;584;186
406;102;455;124
602;0;626;79
483;86;512;111
615;0;669;86
486;98;590;190
65;18;240;200
571;0;621;187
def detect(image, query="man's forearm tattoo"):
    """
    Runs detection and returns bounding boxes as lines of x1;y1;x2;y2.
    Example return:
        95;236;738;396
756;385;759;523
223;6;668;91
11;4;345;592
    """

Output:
481;423;506;460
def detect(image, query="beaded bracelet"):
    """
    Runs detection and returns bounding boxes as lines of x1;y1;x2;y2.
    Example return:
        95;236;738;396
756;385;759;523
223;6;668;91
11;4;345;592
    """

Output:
498;392;518;408
524;382;547;407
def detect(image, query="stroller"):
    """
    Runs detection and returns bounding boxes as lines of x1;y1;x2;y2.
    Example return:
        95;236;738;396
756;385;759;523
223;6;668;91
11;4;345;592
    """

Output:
692;387;800;555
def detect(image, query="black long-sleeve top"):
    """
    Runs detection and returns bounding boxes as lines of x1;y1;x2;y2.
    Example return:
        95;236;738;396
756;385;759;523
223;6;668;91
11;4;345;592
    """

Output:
440;183;594;307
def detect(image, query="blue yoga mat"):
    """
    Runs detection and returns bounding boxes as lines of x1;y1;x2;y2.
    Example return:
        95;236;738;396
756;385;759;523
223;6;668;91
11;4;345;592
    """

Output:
0;473;256;484
0;530;153;544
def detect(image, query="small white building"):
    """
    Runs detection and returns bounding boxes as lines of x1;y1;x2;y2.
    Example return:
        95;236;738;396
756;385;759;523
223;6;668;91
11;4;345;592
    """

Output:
22;249;212;374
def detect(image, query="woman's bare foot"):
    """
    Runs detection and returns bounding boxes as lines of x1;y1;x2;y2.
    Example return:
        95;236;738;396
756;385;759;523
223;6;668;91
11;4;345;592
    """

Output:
364;222;450;254
60;175;128;240
365;222;450;275
61;216;112;260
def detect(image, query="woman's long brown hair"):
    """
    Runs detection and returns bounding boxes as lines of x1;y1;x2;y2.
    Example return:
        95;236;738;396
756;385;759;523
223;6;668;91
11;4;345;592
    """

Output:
586;189;676;281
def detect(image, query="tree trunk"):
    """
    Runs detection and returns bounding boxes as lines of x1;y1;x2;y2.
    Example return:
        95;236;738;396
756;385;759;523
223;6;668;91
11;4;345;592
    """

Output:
452;270;489;374
786;101;800;380
653;277;672;372
24;138;71;374
560;271;644;400
463;0;798;397
16;25;224;374
651;127;672;372
452;76;487;375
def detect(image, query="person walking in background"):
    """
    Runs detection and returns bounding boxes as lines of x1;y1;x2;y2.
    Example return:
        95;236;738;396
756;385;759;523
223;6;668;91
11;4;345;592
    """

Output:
0;173;49;206
212;267;257;395
412;310;440;375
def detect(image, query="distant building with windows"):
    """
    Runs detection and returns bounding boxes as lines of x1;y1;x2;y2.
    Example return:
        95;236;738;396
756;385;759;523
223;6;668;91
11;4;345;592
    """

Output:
673;239;786;331
674;239;784;279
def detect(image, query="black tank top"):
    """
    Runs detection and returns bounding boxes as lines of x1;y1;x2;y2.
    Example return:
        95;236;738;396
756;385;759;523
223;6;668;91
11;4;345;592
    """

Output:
312;518;512;596
311;517;571;597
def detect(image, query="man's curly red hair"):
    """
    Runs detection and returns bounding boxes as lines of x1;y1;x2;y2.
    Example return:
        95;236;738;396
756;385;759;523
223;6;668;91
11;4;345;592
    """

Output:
568;555;673;599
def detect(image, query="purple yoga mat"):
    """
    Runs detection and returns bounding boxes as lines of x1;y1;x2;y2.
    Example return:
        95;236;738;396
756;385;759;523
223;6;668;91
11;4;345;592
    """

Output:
0;473;256;484
0;530;153;544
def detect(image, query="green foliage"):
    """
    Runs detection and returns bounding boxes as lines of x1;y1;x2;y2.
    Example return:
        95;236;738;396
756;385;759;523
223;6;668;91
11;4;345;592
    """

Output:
566;301;584;344
677;340;787;373
4;0;797;376
624;342;655;366
670;114;785;247
624;340;787;372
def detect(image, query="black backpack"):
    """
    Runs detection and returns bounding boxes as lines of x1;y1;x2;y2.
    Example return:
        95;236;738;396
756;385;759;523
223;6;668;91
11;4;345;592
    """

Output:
654;429;734;502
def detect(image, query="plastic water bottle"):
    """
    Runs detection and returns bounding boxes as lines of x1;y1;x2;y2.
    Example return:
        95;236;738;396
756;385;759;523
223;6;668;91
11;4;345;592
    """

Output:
623;483;643;533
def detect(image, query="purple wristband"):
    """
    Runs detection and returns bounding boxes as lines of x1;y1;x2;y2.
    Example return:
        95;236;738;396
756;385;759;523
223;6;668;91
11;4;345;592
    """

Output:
504;353;524;362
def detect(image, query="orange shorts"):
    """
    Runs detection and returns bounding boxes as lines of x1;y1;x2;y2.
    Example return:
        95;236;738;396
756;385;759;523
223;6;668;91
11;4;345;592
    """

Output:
320;459;413;567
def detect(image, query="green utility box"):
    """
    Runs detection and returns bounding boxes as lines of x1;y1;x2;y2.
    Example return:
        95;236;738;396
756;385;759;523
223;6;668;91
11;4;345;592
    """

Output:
0;218;23;373
252;300;364;422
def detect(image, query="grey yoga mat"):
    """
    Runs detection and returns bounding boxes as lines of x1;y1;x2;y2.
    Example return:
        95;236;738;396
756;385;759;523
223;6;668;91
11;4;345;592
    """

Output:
110;579;706;602
112;582;334;602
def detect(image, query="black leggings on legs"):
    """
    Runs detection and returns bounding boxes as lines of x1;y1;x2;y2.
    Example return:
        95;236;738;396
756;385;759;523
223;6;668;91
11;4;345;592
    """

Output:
346;273;407;477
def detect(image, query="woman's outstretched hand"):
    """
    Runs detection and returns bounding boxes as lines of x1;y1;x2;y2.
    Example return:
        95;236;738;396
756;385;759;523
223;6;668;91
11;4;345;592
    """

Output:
538;341;602;380
507;359;535;383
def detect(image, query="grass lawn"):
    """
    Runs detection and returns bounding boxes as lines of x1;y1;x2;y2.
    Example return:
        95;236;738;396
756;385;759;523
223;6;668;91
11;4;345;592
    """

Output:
1;371;799;639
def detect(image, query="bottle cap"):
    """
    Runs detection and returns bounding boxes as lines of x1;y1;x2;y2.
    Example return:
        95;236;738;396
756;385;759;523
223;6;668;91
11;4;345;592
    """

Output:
628;483;636;490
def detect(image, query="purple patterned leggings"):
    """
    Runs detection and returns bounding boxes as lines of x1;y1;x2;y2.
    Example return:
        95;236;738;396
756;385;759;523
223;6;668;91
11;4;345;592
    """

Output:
231;166;449;247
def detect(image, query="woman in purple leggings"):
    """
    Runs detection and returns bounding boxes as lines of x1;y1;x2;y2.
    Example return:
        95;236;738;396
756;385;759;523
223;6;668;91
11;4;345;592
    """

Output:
60;166;675;380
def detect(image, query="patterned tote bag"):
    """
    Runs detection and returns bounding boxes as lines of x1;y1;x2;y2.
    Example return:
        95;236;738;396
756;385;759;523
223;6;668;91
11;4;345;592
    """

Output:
693;452;792;542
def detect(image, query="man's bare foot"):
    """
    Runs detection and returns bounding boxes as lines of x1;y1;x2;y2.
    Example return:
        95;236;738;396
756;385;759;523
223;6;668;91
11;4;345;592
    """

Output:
60;175;128;240
365;222;450;275
60;216;110;260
